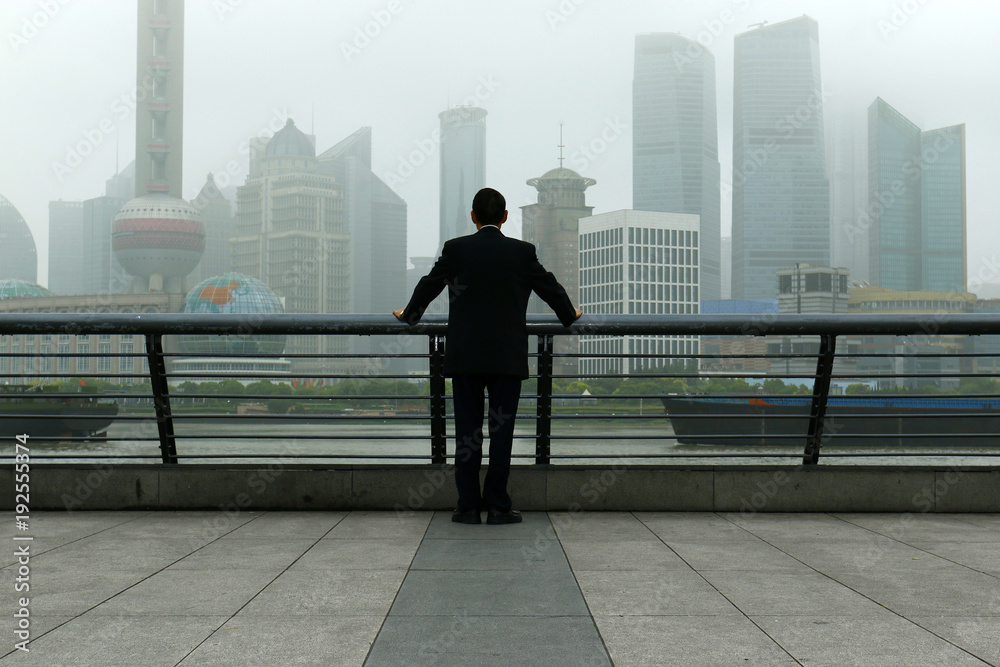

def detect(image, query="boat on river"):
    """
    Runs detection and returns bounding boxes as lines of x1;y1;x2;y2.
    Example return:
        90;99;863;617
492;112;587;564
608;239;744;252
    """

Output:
660;395;1000;447
0;386;118;439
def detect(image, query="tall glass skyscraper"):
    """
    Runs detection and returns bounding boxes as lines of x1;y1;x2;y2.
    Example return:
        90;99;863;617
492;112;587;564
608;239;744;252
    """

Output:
868;98;965;292
732;16;830;300
633;33;720;301
438;106;486;250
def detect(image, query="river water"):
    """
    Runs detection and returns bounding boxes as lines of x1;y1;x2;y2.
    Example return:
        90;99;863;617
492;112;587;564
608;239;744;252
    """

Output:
5;416;998;466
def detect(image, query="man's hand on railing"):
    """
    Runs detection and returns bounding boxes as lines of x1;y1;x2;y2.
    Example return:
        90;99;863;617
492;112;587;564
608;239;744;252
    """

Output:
394;307;581;322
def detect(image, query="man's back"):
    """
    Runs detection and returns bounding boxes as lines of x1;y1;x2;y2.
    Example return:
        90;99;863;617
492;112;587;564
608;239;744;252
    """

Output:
402;226;576;378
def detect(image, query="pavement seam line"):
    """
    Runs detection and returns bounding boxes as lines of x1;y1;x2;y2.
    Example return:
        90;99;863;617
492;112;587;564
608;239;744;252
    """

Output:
829;512;1000;580
0;510;154;569
718;512;995;666
634;511;805;666
548;510;616;666
0;510;265;661
171;510;352;666
361;509;435;666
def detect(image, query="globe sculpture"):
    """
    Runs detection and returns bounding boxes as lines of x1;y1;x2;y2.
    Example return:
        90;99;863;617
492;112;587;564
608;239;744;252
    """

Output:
112;193;205;293
177;273;285;356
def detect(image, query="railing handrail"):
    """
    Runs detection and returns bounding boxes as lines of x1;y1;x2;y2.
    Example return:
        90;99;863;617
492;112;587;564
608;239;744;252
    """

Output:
3;312;1000;336
3;312;1000;466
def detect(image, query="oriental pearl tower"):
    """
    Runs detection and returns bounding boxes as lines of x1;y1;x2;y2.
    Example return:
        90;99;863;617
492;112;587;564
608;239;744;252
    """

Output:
113;0;205;293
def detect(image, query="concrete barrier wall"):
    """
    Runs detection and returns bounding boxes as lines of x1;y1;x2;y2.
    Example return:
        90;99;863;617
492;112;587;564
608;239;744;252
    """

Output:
3;465;998;513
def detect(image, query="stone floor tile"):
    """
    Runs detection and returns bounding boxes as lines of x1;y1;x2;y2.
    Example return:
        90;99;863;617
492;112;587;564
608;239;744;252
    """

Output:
699;570;887;617
324;511;431;539
366;616;611;667
179;615;383;666
0;615;228;666
389;569;589;617
575;570;740;616
594;614;797;667
754;614;993;667
219;511;347;539
238;569;405;616
88;569;277;616
411;538;570;571
559;538;690;571
289;537;421;571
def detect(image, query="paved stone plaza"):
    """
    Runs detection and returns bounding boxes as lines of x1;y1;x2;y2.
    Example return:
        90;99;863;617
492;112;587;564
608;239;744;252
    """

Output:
0;511;998;665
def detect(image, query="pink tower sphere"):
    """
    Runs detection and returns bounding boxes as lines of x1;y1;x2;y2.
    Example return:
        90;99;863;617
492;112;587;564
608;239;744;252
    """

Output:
112;193;206;280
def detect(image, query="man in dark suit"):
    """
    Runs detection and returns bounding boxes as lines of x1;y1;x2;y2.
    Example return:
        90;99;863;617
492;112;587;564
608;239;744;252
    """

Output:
394;188;581;525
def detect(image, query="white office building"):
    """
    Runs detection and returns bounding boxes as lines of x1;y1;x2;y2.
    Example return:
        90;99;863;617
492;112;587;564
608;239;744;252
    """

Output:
578;210;700;376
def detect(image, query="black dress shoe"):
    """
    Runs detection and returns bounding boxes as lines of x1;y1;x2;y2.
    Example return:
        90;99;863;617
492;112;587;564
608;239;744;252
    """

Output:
451;508;481;524
486;507;522;525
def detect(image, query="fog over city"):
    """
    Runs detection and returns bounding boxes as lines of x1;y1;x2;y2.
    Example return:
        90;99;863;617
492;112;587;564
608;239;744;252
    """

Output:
1;0;998;288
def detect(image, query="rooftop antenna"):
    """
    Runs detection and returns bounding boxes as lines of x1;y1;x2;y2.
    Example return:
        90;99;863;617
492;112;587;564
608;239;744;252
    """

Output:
558;123;565;168
749;20;768;29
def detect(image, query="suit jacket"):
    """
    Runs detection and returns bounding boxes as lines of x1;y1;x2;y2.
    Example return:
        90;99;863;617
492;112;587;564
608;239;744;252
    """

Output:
401;226;578;379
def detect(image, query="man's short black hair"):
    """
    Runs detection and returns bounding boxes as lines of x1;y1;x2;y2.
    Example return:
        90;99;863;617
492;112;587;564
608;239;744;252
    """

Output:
472;188;506;226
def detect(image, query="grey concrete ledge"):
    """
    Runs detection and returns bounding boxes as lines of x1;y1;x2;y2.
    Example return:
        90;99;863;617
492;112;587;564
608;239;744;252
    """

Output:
3;464;998;513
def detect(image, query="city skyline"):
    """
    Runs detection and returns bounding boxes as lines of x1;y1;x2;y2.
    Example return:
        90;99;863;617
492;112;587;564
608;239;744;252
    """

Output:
1;1;996;292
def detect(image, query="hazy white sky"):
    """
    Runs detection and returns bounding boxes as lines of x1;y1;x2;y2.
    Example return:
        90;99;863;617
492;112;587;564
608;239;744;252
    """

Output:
2;0;998;288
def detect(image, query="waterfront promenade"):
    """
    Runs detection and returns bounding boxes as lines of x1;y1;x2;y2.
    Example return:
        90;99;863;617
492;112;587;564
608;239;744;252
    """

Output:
0;510;997;665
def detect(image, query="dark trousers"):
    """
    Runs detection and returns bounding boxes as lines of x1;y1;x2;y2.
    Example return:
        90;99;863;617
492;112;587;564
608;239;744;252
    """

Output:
451;373;522;512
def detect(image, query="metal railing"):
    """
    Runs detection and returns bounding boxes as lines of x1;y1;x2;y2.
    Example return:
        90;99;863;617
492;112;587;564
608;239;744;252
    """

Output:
1;312;1000;466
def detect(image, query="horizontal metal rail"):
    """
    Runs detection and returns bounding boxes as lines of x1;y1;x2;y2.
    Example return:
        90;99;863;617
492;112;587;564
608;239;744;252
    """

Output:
1;313;1000;465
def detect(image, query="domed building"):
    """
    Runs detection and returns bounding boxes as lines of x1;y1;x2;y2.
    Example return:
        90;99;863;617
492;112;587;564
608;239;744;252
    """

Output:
521;164;596;378
0;279;54;301
112;193;206;294
172;273;290;380
0;194;38;282
230;117;350;374
263;118;316;172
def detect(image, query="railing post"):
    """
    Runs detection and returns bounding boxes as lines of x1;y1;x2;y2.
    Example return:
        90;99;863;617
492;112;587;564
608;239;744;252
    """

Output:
535;334;553;465
428;335;447;464
145;334;178;464
803;333;837;465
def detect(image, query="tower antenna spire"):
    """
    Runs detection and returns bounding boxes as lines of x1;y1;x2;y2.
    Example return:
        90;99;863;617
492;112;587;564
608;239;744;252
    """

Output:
558;123;565;168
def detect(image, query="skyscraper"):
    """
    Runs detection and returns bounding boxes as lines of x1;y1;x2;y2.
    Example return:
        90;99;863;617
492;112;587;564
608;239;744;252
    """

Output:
732;16;830;300
633;33;721;301
231;119;349;363
83;195;128;294
0;194;37;283
48;200;84;294
439;106;486;250
318;126;408;367
188;173;235;286
868;98;966;292
828;107;869;284
318;127;407;315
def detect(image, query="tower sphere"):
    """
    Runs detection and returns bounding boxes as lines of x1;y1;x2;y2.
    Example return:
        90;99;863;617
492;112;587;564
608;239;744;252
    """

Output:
112;193;206;280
